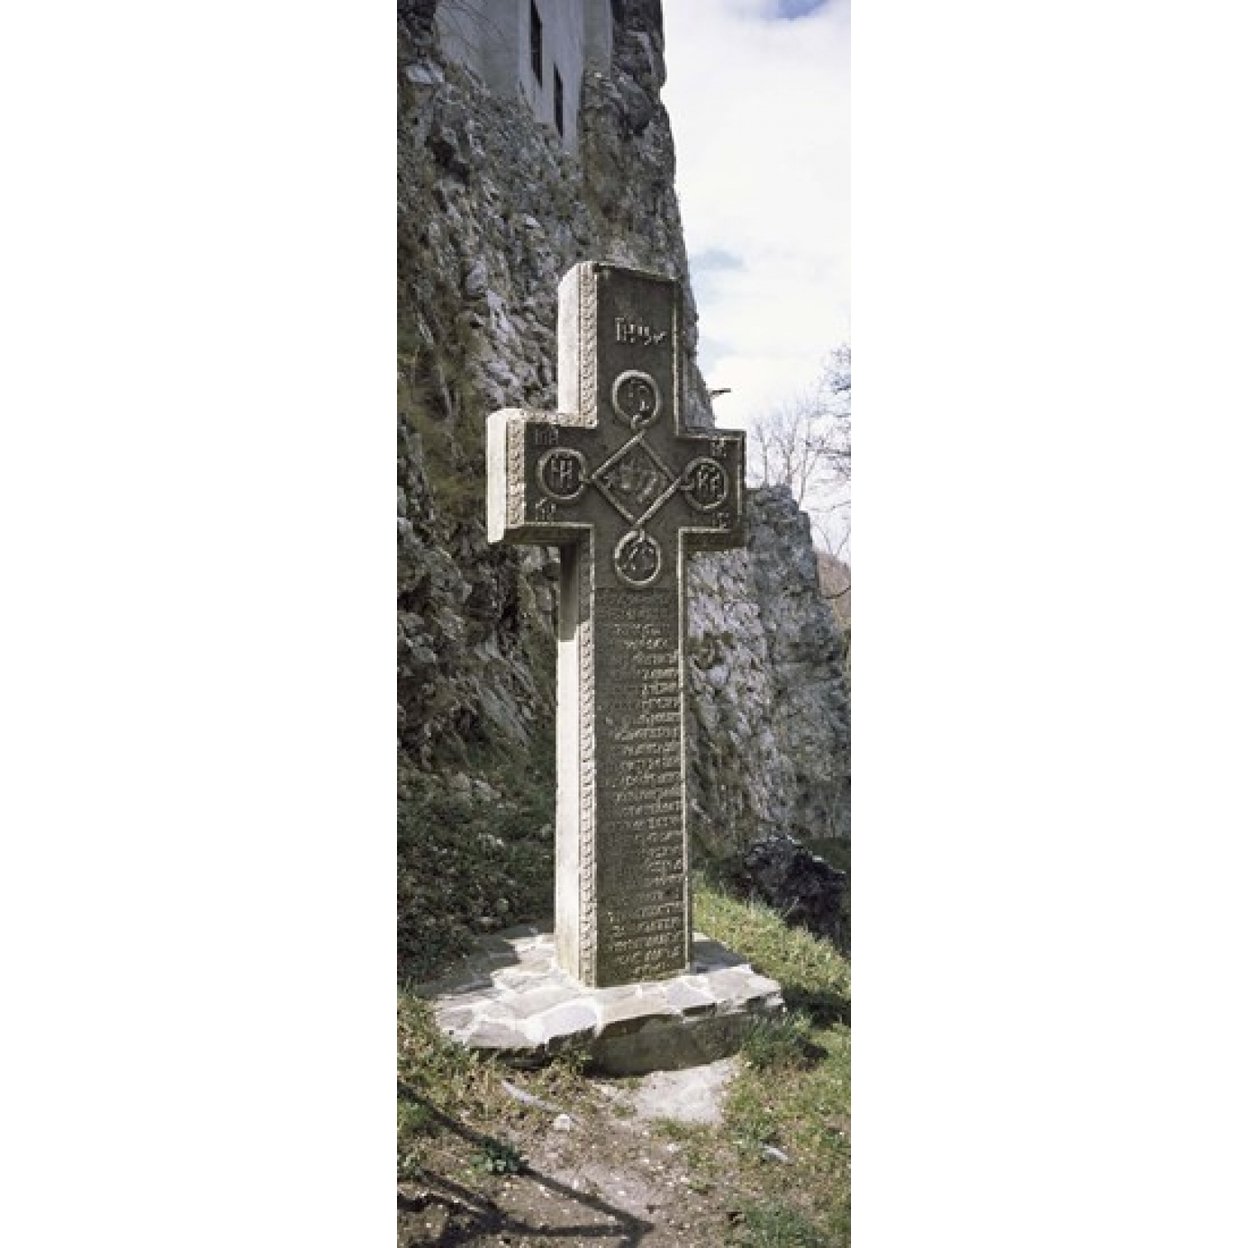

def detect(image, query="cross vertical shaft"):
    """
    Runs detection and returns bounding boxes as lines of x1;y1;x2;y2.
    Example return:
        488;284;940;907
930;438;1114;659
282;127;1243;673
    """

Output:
488;262;745;988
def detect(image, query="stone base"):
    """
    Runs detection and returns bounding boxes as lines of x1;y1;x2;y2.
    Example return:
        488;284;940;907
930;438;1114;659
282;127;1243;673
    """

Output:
415;926;785;1076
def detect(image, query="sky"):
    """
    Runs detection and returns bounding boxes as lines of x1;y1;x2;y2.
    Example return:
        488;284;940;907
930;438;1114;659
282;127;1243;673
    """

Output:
662;0;850;434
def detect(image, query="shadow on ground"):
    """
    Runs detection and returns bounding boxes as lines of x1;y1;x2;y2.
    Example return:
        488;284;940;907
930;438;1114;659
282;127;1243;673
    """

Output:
398;1093;653;1246
783;984;850;1028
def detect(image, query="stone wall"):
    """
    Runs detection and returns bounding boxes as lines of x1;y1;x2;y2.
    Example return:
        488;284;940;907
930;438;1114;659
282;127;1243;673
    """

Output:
398;0;849;939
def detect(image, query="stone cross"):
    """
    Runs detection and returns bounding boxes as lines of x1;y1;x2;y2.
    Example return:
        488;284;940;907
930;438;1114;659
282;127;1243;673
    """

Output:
487;262;746;988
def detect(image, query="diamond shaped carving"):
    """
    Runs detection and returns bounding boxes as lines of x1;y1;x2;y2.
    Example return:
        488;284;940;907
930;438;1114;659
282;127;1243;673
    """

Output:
592;437;680;524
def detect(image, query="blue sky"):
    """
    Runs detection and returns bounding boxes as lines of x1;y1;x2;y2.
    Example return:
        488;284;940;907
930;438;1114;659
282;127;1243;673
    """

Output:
776;0;830;17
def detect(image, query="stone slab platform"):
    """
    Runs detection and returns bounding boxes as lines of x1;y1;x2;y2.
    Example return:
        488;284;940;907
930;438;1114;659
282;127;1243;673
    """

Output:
415;926;785;1076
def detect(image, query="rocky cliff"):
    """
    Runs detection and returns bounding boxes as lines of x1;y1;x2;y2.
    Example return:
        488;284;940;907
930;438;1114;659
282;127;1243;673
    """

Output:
687;487;850;864
398;0;849;972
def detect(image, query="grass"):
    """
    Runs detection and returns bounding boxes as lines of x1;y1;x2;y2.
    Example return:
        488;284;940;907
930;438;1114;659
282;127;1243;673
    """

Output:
695;884;852;1245
399;881;851;1246
397;991;526;1187
728;1202;829;1248
739;1012;823;1072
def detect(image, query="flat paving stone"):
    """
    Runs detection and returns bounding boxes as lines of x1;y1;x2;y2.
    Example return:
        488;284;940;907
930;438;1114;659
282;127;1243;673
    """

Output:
463;1020;539;1053
503;984;584;1019
599;991;677;1032
415;928;784;1075
630;1056;739;1126
663;980;718;1016
525;1000;599;1045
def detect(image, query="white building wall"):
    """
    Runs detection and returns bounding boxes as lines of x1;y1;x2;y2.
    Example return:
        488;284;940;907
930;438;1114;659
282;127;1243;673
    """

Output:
584;0;614;72
434;0;615;154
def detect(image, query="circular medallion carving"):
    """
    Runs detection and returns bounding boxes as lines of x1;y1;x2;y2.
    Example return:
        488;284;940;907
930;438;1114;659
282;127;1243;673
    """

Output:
611;370;661;429
613;529;662;587
536;447;588;501
683;457;730;511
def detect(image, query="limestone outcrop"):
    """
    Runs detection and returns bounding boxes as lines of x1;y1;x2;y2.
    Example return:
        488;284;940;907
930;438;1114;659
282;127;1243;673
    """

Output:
686;487;850;860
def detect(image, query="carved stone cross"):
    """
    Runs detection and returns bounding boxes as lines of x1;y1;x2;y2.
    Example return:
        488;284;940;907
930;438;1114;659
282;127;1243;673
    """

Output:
487;262;746;988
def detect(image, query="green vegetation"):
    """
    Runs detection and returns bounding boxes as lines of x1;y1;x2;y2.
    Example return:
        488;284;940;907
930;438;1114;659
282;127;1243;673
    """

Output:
399;882;851;1246
397;741;555;981
728;1202;829;1248
401;359;487;528
473;1138;527;1176
739;1012;822;1072
806;834;851;875
696;887;852;1245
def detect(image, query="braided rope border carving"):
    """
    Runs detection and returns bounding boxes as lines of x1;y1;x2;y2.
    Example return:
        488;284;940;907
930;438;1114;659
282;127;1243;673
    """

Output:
506;419;525;529
577;264;598;983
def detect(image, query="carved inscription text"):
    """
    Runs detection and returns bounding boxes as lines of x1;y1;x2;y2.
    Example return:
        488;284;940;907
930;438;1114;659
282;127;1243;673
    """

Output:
615;317;668;347
595;589;685;983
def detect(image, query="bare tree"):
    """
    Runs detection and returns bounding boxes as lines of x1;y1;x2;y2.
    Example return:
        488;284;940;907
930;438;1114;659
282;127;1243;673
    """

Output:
748;344;851;556
816;343;851;487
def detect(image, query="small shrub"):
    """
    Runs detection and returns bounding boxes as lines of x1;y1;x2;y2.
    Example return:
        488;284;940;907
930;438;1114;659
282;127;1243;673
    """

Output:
729;1202;827;1248
546;1045;592;1078
473;1139;526;1176
741;1013;822;1072
732;1109;779;1152
397;1097;437;1138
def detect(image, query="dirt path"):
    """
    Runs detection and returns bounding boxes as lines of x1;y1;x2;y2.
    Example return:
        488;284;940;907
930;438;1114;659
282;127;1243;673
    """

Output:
398;1061;750;1246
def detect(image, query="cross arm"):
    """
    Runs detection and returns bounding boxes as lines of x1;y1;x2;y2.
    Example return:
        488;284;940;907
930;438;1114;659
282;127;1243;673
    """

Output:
486;407;596;546
677;428;748;554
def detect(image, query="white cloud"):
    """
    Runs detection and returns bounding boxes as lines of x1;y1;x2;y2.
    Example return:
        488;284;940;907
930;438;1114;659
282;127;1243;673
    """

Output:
662;0;849;431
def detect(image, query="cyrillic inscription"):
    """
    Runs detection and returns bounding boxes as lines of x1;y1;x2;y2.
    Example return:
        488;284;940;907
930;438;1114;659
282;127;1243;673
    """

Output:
614;317;669;347
537;447;588;500
684;457;730;511
611;370;661;428
595;588;685;984
613;529;662;587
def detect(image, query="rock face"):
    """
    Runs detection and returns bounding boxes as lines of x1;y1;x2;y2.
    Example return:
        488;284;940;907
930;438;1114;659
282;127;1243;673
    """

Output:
738;834;850;953
398;0;702;776
687;486;851;858
398;1;850;963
